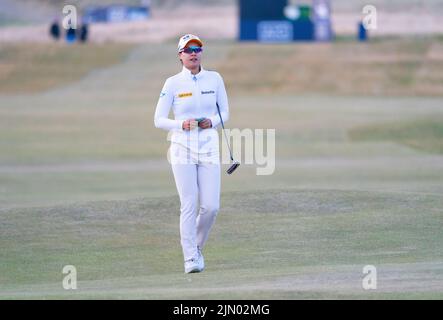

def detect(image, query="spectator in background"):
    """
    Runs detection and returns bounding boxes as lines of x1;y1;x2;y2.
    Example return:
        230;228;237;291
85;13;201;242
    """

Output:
79;23;89;43
66;26;77;43
358;20;368;42
49;18;60;41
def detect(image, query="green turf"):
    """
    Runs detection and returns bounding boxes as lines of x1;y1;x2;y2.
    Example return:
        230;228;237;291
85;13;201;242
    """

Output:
349;118;443;154
0;189;442;299
1;38;443;298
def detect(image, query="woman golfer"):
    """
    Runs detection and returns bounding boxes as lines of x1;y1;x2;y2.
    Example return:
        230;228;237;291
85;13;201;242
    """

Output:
154;34;229;273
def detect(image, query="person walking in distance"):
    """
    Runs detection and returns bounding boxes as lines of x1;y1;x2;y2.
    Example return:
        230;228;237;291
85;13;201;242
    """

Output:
49;18;61;41
154;34;229;273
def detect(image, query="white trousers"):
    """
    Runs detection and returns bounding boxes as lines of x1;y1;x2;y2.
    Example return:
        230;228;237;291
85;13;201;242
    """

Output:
170;143;221;262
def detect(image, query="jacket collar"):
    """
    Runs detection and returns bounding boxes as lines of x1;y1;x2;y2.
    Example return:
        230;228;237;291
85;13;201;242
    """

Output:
181;66;205;80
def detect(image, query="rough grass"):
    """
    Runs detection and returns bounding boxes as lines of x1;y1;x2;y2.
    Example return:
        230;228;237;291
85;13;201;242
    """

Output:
218;36;443;96
2;37;443;96
0;43;134;94
349;118;443;154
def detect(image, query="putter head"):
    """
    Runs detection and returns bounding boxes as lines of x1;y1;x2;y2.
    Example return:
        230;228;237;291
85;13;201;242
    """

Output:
226;161;240;175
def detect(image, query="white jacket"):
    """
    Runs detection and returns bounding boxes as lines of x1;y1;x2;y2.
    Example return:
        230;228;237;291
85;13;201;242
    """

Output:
154;66;229;153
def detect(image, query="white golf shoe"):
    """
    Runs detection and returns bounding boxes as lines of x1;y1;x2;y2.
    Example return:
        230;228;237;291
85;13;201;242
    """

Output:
184;258;201;274
184;250;205;274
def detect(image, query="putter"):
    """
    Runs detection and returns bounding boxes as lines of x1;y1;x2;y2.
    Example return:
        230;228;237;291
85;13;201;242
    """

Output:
216;103;240;175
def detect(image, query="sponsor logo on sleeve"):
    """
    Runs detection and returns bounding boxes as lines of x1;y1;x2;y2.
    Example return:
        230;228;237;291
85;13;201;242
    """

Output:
201;90;215;95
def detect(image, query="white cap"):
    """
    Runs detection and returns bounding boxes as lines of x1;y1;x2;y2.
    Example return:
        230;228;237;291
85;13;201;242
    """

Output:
177;34;203;52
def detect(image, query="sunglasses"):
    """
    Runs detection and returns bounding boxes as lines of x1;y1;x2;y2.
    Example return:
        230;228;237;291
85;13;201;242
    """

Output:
181;46;203;54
